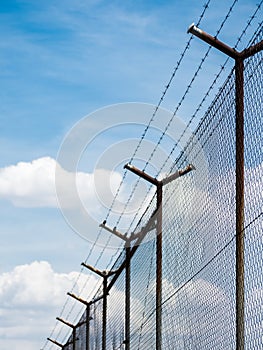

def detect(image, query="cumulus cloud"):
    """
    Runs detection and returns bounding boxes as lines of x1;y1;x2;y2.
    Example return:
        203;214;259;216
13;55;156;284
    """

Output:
0;157;123;209
0;157;57;207
0;261;97;308
0;157;155;239
0;261;99;350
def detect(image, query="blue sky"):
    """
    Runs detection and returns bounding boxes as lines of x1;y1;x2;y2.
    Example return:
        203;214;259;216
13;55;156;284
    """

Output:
0;0;262;349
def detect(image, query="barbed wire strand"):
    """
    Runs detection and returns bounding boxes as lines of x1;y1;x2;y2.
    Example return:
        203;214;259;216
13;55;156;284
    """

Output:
41;1;234;346
102;0;212;226
41;7;214;342
124;0;262;234
42;1;263;348
114;0;239;231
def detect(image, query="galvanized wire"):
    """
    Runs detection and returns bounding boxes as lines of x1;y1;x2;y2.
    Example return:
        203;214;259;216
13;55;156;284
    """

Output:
113;0;249;235
44;5;263;350
124;1;263;236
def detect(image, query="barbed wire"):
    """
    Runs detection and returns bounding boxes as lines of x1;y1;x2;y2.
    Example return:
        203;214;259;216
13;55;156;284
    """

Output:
124;0;262;233
41;8;214;342
115;0;239;231
103;0;212;227
41;2;247;346
42;2;262;348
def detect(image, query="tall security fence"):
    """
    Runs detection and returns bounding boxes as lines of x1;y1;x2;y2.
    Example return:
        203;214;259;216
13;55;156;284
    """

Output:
47;24;262;350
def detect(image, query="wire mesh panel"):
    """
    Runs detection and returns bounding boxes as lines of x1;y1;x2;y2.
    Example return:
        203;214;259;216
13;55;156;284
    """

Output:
130;231;156;349
244;216;263;349
162;239;236;349
63;334;73;350
243;28;263;225
75;312;88;350
56;26;263;350
92;292;103;350
160;62;237;348
106;269;125;349
243;28;263;350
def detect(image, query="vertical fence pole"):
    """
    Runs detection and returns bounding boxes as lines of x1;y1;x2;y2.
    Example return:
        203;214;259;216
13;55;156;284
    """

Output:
124;163;193;350
72;327;76;350
102;275;107;350
125;243;131;350
235;45;262;350
81;263;113;350
67;292;94;350
235;57;245;350
56;318;77;350
187;23;250;350
99;223;139;350
86;304;91;350
123;163;162;350
156;184;163;350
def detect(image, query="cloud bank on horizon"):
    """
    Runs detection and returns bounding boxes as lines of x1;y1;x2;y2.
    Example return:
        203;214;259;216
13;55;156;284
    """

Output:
0;261;99;350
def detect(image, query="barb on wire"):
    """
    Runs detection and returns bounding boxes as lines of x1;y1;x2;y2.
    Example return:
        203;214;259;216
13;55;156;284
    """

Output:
102;0;211;228
121;0;262;232
42;2;262;348
114;0;239;231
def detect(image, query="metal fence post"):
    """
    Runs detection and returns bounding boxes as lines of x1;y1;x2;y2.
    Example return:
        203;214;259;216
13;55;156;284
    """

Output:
124;163;194;350
100;223;133;350
56;318;78;350
100;221;156;350
102;275;107;350
156;183;162;350
67;293;93;350
86;303;91;350
188;23;263;350
235;56;245;350
81;263;119;350
125;243;131;350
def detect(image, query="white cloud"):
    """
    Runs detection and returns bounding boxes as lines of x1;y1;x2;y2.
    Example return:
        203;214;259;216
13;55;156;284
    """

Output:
0;157;156;241
0;157;57;207
0;261;98;308
0;261;99;350
0;157;123;210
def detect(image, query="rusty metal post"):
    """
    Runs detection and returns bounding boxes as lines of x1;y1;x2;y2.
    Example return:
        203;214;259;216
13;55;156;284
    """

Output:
124;163;194;350
47;338;64;348
102;275;107;350
156;183;162;350
187;23;251;350
100;222;144;350
80;263;109;350
86;303;91;350
124;243;131;350
81;262;120;350
235;57;245;350
56;318;76;350
73;327;76;350
67;292;93;350
124;163;162;350
234;38;263;350
187;23;238;59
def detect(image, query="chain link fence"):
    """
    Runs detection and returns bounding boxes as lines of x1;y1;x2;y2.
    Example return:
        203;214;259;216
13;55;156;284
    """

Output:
58;27;262;350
